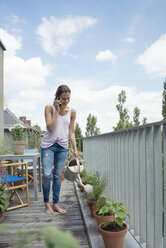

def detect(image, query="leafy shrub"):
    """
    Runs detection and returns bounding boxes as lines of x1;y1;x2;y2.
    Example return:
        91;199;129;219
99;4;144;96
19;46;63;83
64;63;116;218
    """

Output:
10;125;24;141
0;137;12;155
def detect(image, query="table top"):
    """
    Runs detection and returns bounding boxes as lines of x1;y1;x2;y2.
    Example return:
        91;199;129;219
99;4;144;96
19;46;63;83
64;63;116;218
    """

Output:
0;153;40;159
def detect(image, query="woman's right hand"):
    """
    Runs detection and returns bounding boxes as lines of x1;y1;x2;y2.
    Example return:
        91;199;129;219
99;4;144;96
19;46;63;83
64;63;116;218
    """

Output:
54;99;61;112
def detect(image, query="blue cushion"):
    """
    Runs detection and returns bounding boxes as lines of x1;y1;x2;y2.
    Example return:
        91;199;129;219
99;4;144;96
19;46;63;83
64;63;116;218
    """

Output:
1;175;26;183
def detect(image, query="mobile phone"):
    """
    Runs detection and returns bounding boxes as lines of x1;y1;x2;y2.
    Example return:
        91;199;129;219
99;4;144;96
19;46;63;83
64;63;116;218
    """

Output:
57;97;61;107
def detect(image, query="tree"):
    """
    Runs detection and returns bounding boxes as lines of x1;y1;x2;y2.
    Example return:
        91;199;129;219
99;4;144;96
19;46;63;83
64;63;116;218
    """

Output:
113;90;132;131
74;123;83;152
113;90;147;131
133;107;140;126
142;117;147;125
162;79;166;119
85;114;100;137
28;125;42;150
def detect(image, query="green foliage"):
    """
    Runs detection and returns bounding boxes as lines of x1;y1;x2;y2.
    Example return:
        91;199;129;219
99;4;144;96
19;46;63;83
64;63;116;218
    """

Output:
74;122;83;152
133;107;140;126
84;171;107;200
0;226;80;248
0;137;12;155
99;200;130;228
38;226;79;248
113;90;147;131
10;125;24;141
97;196;108;211
81;171;97;185
162;80;166;119
142;117;147;125
85;113;100;137
0;166;9;213
113;91;132;131
91;173;107;200
80;168;88;178
0;185;9;214
28;128;42;150
75;123;82;139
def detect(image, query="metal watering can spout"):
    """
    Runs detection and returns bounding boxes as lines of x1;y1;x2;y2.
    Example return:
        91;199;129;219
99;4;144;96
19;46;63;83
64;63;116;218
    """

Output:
64;158;93;194
75;174;93;194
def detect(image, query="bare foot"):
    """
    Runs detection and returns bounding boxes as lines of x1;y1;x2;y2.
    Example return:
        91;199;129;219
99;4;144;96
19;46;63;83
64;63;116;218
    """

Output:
53;203;67;214
45;203;54;214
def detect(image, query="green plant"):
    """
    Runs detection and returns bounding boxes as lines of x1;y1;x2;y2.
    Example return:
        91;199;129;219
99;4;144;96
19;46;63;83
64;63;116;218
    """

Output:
0;137;12;155
0;226;80;248
85;171;108;200
28;129;41;150
10;125;24;141
0;166;9;213
80;168;88;178
99;200;130;228
81;171;97;185
97;196;108;211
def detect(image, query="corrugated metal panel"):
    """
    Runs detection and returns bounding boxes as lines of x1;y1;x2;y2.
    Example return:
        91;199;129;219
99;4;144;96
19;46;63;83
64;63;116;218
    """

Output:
83;121;164;248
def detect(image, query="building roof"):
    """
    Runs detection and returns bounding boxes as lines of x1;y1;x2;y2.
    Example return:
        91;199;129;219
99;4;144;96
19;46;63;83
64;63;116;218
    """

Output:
4;108;33;130
0;40;6;51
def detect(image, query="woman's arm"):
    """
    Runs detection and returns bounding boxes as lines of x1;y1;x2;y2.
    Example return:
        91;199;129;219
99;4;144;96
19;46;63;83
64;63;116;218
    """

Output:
45;104;59;132
69;109;78;158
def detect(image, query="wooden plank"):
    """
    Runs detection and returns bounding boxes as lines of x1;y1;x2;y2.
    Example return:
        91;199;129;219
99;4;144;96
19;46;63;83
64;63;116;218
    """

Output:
0;179;90;248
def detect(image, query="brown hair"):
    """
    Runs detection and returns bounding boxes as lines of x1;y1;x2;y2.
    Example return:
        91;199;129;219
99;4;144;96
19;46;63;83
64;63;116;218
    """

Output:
54;85;71;103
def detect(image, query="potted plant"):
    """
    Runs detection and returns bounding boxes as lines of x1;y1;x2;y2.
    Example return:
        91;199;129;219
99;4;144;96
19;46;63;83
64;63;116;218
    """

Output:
10;124;26;155
78;167;89;192
94;196;114;229
0;165;9;222
86;172;108;217
99;200;130;248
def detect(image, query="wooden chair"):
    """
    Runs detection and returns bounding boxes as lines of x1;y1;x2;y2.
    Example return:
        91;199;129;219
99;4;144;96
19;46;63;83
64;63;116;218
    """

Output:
0;162;29;211
21;148;39;185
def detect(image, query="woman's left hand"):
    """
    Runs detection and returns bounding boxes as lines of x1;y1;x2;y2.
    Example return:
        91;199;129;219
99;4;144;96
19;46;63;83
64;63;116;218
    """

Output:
74;151;79;158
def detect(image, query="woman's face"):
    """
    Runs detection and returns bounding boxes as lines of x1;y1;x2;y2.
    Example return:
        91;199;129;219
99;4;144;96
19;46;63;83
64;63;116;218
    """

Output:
60;92;71;106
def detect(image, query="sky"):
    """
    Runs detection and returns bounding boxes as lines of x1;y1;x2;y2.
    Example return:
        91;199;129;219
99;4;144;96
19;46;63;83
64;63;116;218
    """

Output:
0;0;165;135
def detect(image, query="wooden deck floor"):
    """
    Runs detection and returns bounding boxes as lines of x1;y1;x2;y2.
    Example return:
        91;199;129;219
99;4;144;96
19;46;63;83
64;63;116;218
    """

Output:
0;179;90;248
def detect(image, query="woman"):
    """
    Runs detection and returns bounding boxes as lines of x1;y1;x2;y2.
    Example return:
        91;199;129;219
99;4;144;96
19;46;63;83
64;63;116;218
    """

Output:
41;85;78;214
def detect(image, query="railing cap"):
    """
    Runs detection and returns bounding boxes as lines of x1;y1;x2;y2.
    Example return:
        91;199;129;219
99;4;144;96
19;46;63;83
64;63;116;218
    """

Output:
83;120;166;139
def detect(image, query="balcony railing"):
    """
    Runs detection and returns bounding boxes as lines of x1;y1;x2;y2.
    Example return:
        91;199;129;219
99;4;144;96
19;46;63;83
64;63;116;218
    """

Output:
83;120;166;248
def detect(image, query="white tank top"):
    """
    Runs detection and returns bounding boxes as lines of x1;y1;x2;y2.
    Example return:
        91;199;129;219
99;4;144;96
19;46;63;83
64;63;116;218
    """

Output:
41;106;71;149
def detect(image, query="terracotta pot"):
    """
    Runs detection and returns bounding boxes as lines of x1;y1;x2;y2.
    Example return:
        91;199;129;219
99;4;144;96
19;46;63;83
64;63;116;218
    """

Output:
0;210;4;223
99;222;127;248
94;211;114;229
87;198;98;217
12;141;26;155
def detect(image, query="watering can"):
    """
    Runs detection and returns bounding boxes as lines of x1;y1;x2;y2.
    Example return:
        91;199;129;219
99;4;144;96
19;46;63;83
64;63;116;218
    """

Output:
64;158;93;194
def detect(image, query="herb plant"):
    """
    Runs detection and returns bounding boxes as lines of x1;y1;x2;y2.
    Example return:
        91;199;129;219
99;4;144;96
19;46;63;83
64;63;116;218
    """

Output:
99;200;130;228
10;125;24;141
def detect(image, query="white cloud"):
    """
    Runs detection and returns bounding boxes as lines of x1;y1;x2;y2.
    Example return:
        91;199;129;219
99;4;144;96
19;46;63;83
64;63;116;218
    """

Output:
36;16;97;56
5;56;51;91
0;28;22;56
136;33;166;77
0;28;52;92
123;37;135;43
52;78;162;135
5;75;162;133
0;28;52;129
96;50;118;62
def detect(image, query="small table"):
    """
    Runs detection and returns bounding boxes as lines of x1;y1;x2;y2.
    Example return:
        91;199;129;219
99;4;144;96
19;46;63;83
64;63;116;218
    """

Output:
0;153;42;201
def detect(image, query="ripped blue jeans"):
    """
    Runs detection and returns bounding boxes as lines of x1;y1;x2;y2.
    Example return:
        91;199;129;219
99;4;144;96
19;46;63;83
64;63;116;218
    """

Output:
41;143;68;204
